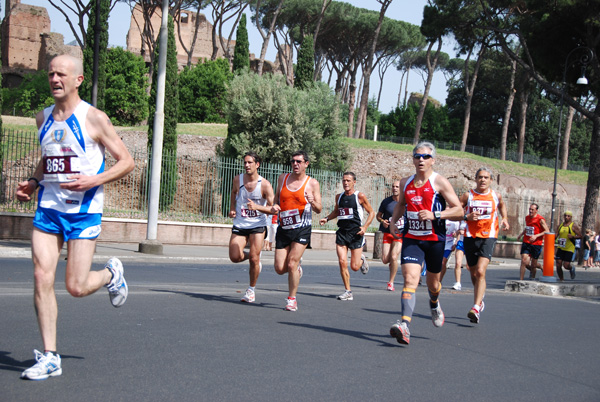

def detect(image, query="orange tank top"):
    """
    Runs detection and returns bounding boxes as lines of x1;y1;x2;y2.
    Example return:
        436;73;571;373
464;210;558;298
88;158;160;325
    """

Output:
465;189;499;238
279;174;312;230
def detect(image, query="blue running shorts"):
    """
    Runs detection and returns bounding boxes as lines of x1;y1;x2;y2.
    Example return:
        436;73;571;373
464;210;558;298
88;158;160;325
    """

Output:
33;207;102;241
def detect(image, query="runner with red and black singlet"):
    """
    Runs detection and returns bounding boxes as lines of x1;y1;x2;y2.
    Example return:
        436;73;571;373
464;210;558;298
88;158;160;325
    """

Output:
320;172;374;301
254;151;322;312
517;203;549;280
376;180;403;291
460;167;509;324
388;142;463;346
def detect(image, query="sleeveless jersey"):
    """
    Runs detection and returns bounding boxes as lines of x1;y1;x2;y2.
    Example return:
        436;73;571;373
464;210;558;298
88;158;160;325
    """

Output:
465;189;500;239
524;214;545;246
445;220;461;251
233;174;268;229
278;174;312;230
336;191;363;231
37;101;105;214
378;195;397;233
557;222;575;252
403;172;446;241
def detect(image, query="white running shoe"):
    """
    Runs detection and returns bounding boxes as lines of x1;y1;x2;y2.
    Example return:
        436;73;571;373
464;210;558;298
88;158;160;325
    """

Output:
105;257;128;307
337;290;353;300
390;321;410;345
241;288;255;303
431;303;445;327
468;305;480;323
452;282;462;290
387;282;395;291
360;254;369;274
285;297;298;311
21;350;62;380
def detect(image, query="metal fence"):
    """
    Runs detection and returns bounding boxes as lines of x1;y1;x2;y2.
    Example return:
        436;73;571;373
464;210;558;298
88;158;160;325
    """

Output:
0;129;394;230
375;134;588;172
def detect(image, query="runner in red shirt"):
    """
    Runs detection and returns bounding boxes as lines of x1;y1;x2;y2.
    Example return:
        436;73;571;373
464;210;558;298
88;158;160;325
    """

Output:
388;142;463;345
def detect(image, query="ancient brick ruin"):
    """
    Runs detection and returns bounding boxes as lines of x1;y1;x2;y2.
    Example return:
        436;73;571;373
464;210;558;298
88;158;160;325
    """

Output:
1;0;283;87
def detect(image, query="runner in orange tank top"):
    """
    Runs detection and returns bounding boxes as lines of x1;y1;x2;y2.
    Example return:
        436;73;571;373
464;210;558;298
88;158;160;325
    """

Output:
459;168;509;324
250;150;322;312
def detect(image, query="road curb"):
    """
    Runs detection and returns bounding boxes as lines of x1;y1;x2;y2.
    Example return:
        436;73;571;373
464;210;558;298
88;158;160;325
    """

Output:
505;279;600;298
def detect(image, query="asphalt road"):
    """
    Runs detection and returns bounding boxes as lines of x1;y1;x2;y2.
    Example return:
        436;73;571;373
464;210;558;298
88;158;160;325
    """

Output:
1;256;599;402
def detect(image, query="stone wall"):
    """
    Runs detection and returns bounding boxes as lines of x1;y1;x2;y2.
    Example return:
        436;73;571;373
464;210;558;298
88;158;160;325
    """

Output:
1;0;82;86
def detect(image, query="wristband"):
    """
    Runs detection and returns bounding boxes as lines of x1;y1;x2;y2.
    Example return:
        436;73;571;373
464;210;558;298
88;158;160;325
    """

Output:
28;177;40;189
434;211;441;219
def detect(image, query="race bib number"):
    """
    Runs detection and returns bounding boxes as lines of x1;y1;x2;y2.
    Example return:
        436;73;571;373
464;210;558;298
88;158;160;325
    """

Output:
396;217;404;230
406;211;432;236
470;200;492;219
557;238;567;248
280;209;302;229
240;204;259;218
43;144;80;182
338;207;353;220
525;226;535;237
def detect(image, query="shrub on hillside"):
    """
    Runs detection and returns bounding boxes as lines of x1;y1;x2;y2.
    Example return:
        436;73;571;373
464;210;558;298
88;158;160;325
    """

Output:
178;58;233;123
104;47;149;126
221;72;349;172
2;71;53;117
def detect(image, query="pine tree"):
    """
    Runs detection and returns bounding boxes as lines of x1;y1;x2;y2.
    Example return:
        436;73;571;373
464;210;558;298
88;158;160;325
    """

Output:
232;13;250;73
294;35;315;90
148;15;179;210
82;0;109;109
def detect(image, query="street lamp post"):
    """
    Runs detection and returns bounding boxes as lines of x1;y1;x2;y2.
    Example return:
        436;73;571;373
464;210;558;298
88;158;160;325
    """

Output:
542;46;593;283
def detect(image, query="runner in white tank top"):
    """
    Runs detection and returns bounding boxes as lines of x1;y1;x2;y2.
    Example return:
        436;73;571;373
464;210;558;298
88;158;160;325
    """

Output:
15;55;134;380
228;152;275;303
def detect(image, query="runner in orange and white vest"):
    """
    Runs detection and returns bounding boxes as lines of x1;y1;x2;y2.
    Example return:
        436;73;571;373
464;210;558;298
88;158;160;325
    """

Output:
250;150;322;312
460;167;509;324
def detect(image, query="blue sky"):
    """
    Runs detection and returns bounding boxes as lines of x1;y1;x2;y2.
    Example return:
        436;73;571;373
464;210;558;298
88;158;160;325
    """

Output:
9;0;453;113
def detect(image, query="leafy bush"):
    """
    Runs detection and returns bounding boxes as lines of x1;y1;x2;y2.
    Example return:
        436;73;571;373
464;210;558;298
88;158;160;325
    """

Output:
104;47;149;126
2;71;53;117
178;58;233;123
378;102;460;142
221;72;350;172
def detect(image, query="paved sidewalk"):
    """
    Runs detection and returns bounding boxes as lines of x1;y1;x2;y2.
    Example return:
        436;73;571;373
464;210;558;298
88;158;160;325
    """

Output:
2;239;600;300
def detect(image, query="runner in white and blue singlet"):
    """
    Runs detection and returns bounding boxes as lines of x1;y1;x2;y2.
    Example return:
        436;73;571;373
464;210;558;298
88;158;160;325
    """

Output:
16;55;134;380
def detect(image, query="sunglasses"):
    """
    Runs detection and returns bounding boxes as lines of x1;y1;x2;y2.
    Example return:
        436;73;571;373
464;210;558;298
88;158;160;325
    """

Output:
291;159;305;164
413;153;433;160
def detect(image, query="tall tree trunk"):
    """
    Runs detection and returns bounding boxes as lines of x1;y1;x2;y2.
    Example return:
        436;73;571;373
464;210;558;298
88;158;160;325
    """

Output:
403;66;411;107
500;58;517;160
459;45;486;152
561;105;575;170
255;0;284;76
582;111;600;234
396;69;405;108
354;0;391;139
312;0;332;80
413;38;442;144
516;85;530;163
346;67;359;138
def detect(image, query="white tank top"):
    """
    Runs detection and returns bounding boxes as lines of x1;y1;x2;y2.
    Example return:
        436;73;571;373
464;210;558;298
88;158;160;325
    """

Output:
38;101;105;214
233;174;268;229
